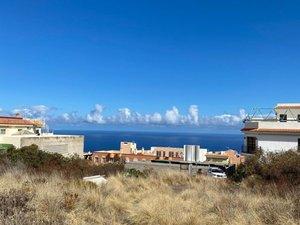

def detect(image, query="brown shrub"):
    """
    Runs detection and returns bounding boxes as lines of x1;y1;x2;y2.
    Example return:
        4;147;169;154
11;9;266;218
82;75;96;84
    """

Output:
0;169;298;225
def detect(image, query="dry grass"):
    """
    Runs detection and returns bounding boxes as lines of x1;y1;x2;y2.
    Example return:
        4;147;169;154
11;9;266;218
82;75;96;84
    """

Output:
0;168;299;225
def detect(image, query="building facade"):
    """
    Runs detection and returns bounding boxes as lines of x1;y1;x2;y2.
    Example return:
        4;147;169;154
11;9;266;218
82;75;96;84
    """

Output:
242;103;300;153
120;141;138;154
0;116;84;157
150;146;183;160
205;150;245;166
183;145;207;162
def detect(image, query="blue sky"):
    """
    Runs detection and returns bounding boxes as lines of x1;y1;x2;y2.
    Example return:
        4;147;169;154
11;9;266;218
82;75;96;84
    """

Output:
0;0;300;132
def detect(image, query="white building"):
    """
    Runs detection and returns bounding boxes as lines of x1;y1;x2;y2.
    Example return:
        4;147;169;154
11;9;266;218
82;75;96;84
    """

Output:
242;103;300;153
0;116;84;157
183;145;207;162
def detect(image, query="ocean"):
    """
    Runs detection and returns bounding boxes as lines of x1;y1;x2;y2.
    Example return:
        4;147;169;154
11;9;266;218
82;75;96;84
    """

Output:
55;130;243;153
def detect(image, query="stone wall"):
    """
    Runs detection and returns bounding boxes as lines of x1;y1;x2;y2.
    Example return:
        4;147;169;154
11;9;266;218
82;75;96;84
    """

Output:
20;135;84;157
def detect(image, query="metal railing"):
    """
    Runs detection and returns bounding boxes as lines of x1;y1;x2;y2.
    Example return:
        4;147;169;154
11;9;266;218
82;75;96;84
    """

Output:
244;108;277;122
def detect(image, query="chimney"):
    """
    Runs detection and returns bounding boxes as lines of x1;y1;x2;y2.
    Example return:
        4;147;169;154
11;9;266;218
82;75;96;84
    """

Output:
15;113;22;118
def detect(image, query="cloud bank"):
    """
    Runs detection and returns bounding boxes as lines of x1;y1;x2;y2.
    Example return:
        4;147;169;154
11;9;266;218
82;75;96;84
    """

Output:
86;105;202;126
6;104;246;128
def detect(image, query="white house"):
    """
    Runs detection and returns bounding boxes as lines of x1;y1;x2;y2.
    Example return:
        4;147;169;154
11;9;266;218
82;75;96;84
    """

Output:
242;103;300;153
0;115;84;157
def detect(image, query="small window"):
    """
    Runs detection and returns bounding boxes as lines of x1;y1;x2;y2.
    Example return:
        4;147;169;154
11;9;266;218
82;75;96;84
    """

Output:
169;152;174;157
298;115;300;122
0;129;6;135
156;151;161;157
298;139;300;151
279;114;287;122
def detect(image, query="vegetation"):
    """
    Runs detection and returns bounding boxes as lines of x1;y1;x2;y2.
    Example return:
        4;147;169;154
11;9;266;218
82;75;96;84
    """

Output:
0;145;124;178
0;146;299;224
228;150;300;186
0;169;298;225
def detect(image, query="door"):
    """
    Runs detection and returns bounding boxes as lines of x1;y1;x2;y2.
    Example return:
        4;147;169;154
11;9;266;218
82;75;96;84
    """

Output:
247;137;257;154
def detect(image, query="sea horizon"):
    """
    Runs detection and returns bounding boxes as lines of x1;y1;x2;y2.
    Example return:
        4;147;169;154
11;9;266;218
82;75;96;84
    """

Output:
55;130;243;153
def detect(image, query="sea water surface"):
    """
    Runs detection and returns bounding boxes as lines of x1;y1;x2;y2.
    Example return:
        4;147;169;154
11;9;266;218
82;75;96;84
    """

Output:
55;130;243;152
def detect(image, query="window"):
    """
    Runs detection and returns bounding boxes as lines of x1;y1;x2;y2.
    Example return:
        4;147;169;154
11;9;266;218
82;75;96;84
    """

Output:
298;115;300;122
0;129;6;135
298;139;300;151
169;152;174;158
156;151;161;157
162;151;165;157
279;114;287;122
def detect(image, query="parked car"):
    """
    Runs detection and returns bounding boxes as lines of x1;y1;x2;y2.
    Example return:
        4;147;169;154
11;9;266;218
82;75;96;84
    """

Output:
207;167;227;179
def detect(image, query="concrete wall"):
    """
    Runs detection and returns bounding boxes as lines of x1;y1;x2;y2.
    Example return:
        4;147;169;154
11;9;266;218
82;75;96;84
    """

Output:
20;135;84;157
0;136;22;148
257;134;299;152
244;133;299;152
244;121;300;129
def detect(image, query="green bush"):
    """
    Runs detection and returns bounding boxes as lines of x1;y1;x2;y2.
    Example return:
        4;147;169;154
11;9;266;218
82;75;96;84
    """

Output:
0;144;124;178
229;150;300;186
124;168;150;178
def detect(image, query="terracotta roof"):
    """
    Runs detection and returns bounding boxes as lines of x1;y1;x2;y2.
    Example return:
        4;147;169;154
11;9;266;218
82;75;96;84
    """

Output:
242;128;300;134
0;116;35;126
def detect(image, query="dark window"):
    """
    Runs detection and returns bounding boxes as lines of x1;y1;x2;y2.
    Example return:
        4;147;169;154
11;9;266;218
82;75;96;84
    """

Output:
298;139;300;151
298;115;300;122
247;137;257;154
279;114;287;122
169;152;174;157
156;151;161;157
162;151;165;157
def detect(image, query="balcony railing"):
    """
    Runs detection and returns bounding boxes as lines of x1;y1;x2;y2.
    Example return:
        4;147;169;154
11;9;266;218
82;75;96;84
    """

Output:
244;108;277;122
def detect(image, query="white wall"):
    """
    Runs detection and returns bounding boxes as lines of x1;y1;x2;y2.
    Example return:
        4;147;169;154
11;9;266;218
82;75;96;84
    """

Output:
244;133;299;153
257;134;299;152
276;108;300;120
0;126;36;136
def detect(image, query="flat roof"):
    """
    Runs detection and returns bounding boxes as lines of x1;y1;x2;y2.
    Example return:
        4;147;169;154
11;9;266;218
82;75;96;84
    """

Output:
276;103;300;109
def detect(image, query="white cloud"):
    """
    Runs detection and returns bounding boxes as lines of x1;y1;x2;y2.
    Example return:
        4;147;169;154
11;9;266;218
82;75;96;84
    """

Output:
165;106;181;125
86;104;105;124
12;105;51;119
149;113;163;124
103;105;200;126
8;104;246;128
60;112;82;123
201;108;246;127
188;105;199;125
